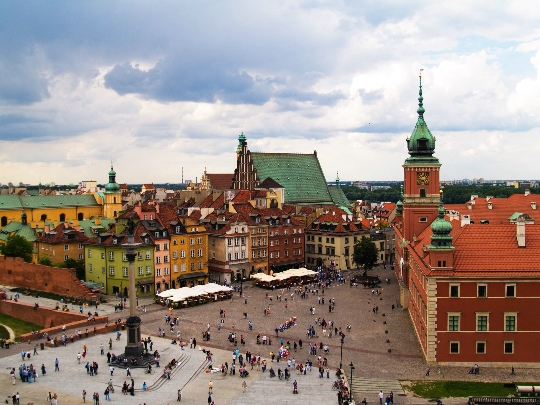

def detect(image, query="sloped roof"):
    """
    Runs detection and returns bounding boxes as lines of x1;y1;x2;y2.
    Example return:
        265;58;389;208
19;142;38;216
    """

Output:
445;193;539;225
36;222;90;244
78;218;116;237
206;174;234;190
328;184;351;213
258;177;284;189
0;194;100;210
0;221;40;242
250;152;334;205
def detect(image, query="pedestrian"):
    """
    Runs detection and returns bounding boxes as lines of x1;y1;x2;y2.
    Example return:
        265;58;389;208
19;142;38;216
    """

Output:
54;358;60;371
82;389;87;403
77;352;81;363
208;380;213;394
100;344;104;355
242;380;247;393
104;387;110;401
208;394;212;404
426;367;430;376
379;391;384;405
126;367;131;377
110;366;114;376
511;366;515;376
177;389;182;401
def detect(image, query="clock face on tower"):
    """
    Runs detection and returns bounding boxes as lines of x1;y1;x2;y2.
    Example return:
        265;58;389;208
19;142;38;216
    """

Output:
416;171;430;185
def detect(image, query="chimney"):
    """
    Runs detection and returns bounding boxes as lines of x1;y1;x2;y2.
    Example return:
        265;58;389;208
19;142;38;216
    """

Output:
531;202;537;210
156;204;160;214
21;212;27;225
517;216;526;247
467;203;472;210
44;224;50;233
461;215;471;227
525;189;531;197
487;202;493;210
95;217;102;225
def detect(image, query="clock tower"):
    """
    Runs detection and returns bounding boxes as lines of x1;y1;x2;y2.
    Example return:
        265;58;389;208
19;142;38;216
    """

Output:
402;74;441;243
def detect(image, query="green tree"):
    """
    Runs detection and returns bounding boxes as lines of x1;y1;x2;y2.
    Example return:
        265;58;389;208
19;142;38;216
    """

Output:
352;236;379;276
56;258;86;281
0;235;33;262
38;256;53;266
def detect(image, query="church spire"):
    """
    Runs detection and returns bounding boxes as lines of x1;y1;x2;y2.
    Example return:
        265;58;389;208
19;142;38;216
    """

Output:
429;190;453;248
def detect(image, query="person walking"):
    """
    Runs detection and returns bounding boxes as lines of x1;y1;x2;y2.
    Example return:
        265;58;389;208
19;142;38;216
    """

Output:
77;352;82;364
104;387;110;401
379;391;384;405
100;343;104;355
208;380;213;394
54;358;60;371
177;389;182;401
242;380;247;393
82;389;86;403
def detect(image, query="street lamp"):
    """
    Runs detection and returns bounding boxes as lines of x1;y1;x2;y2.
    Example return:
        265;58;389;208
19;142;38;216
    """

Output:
349;361;355;402
340;335;345;370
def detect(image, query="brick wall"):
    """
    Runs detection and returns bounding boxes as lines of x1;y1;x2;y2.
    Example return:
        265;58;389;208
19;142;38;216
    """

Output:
0;300;109;342
0;256;97;299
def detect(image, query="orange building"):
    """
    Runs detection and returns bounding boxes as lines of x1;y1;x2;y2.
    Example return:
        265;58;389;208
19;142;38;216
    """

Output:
35;222;89;264
394;76;540;366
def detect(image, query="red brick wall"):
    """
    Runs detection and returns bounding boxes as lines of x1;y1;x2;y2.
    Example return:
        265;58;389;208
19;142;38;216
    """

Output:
0;256;97;299
0;300;108;342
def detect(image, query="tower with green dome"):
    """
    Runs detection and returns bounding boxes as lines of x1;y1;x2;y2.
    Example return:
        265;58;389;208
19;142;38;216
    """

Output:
402;73;442;243
103;163;122;219
427;190;455;269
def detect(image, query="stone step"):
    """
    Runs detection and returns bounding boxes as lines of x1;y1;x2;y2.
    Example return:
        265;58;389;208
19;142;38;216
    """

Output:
350;377;404;394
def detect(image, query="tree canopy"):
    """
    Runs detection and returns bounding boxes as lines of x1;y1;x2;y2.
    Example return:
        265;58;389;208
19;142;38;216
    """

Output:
352;236;379;274
0;235;33;262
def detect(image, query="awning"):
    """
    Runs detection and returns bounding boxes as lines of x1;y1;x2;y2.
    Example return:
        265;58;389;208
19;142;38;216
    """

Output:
272;261;302;268
177;272;208;280
138;279;155;285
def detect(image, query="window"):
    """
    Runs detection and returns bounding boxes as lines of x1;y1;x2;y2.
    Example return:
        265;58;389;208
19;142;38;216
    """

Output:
78;243;83;249
419;216;427;222
198;262;203;270
285;250;289;257
504;341;514;354
173;251;178;259
437;260;447;267
477;284;487;298
64;254;69;261
181;250;185;258
107;251;113;260
181;263;186;272
176;226;181;234
173;264;178;273
137;252;142;260
450;341;460;354
420;189;426;198
276;252;279;258
505;313;517;331
163;243;168;250
198;237;202;244
138;266;143;276
88;264;93;273
241;251;246;259
190;263;195;271
234;252;239;260
180;238;185;245
88;249;92;258
146;266;151;274
228;253;232;261
241;237;246;245
345;238;349;244
476;314;489;331
173;239;178;245
198;249;202;257
506;284;516;297
122;253;128;262
476;341;486;354
228;239;232;246
450;284;460;297
190;250;195;258
448;314;460;331
102;267;106;274
164;268;169;275
190;238;195;245
109;266;115;276
78;253;83;260
156;257;161;264
270;253;274;259
64;244;69;251
156;269;161;276
123;267;128;277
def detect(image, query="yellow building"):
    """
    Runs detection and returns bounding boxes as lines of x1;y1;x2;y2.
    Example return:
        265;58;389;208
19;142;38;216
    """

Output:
174;216;209;287
102;165;122;219
35;222;89;264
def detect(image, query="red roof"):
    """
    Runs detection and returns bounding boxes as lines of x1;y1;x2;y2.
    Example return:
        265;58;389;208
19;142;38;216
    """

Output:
445;193;539;225
206;173;234;190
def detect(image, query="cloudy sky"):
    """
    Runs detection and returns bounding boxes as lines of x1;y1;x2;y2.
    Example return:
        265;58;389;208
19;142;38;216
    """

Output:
1;1;539;185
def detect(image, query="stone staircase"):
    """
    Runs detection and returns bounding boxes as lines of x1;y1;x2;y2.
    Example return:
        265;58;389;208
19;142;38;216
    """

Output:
350;377;404;399
231;368;339;405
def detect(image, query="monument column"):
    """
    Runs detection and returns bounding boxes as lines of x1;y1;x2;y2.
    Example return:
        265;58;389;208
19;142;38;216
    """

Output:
123;233;144;358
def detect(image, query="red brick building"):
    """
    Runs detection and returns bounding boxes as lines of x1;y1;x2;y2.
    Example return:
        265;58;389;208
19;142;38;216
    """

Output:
394;77;540;366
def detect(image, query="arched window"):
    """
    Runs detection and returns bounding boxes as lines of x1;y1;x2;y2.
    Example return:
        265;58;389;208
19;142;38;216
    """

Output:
113;197;117;203
40;214;47;221
59;213;66;222
1;216;7;227
78;213;84;221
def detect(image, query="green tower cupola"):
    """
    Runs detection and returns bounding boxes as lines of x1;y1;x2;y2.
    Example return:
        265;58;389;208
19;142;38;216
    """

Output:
429;190;453;248
405;73;438;165
105;163;120;193
396;184;403;216
237;131;246;154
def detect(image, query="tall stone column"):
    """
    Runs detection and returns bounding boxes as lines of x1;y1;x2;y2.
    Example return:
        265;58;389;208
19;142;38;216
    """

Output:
124;235;143;358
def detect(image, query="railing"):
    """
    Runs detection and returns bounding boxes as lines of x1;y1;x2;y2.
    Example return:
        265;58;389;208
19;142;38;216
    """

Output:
469;397;540;405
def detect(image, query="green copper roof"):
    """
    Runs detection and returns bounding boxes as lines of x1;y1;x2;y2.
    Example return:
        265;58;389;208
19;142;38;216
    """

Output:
328;185;351;214
250;152;334;205
237;131;246;153
105;164;120;193
0;221;38;242
405;75;439;165
429;191;453;248
78;218;116;237
0;194;100;210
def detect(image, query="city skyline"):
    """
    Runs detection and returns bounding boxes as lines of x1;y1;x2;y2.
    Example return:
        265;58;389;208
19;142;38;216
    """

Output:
1;1;539;184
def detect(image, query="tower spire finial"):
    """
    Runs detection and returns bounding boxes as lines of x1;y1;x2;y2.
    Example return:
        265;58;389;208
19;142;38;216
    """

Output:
417;69;425;118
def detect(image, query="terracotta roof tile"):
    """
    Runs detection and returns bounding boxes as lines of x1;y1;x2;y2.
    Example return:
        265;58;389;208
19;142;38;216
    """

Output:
206;173;234;190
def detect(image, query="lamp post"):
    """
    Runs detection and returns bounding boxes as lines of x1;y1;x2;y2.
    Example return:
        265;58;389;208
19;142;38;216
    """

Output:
339;335;345;370
349;361;355;402
239;273;245;296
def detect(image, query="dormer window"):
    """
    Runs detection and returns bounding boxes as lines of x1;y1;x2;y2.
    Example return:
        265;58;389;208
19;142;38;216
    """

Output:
176;226;181;234
113;238;117;244
418;139;428;150
155;232;159;238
